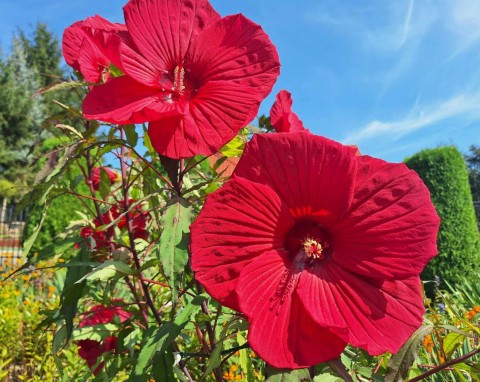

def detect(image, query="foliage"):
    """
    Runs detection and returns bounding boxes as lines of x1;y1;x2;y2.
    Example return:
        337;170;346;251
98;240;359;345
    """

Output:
405;146;480;292
0;24;81;199
465;144;480;222
0;255;88;381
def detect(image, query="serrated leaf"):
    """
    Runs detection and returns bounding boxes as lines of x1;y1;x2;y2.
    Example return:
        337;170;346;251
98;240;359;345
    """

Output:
78;260;135;283
56;124;83;139
60;243;91;340
443;331;467;358
130;295;207;381
385;324;434;382
36;80;89;96
159;197;192;300
124;124;138;147
265;366;312;382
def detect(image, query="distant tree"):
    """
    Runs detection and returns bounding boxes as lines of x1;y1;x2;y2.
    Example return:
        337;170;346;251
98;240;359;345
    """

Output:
465;145;480;201
0;39;44;190
0;24;81;197
405;146;480;293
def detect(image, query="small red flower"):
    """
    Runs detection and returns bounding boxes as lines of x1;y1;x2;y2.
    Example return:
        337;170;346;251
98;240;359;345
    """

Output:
191;132;440;368
89;166;121;191
80;199;149;251
77;304;131;375
270;90;305;132
80;0;280;158
63;16;126;83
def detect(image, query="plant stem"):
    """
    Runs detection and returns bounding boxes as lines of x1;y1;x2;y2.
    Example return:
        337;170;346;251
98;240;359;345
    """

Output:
327;358;354;382
409;348;480;382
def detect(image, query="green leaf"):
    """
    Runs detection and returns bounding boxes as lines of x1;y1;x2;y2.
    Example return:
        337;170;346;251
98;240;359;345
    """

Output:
265;366;312;382
60;243;91;340
443;331;467;358
159;197;192;300
77;260;135;283
55;123;84;139
385;324;434;382
130;295;207;380
72;324;120;342
238;332;254;382
99;167;112;199
36;80;89;95
312;374;343;382
219;128;247;157
124;124;138;147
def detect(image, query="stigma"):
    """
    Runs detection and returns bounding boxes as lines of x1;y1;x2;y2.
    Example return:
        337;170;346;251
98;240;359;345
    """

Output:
302;238;328;260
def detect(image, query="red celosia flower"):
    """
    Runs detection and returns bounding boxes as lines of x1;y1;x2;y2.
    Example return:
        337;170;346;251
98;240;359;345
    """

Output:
191;132;440;368
270;90;305;132
63;16;126;83
77;304;131;374
80;0;280;159
89;166;121;191
80;199;149;251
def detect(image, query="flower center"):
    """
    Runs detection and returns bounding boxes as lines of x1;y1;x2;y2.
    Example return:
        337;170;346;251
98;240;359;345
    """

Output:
173;65;186;93
302;238;328;259
285;219;332;262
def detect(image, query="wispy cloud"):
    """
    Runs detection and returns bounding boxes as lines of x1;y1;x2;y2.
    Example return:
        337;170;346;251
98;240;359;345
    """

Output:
343;92;480;144
446;0;480;57
305;0;435;52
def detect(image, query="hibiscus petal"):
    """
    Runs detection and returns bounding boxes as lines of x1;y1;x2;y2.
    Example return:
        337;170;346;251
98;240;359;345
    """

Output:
148;81;262;158
123;0;220;69
191;177;293;311
270;90;305;132
297;262;425;355
187;14;280;96
237;250;346;368
77;38;110;83
62;21;84;72
83;76;181;124
234;133;358;220
330;155;440;279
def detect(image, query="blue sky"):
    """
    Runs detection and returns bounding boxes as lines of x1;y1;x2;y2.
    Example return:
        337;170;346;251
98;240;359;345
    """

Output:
1;0;479;162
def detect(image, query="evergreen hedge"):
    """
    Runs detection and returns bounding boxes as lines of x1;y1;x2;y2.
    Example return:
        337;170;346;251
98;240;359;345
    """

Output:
405;146;480;290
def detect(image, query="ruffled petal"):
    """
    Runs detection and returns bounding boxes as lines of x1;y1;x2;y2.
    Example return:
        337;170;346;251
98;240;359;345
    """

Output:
62;21;84;72
83;76;182;124
297;262;425;355
234;133;358;221
123;0;220;69
237;250;346;368
63;16;127;82
191;177;293;310
270;90;305;132
330;155;440;279
148;81;261;158
187;14;280;96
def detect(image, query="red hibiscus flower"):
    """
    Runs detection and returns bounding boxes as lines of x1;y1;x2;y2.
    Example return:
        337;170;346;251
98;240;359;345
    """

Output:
63;16;126;83
80;0;280;159
191;132;440;368
270;90;305;132
77;304;131;374
89;166;121;191
80;199;149;251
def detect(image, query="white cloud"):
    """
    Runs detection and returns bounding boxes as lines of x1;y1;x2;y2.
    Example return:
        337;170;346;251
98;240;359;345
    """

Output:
445;0;480;56
343;92;480;144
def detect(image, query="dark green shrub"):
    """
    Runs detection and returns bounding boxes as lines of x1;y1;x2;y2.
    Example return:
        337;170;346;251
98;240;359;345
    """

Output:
405;146;480;289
